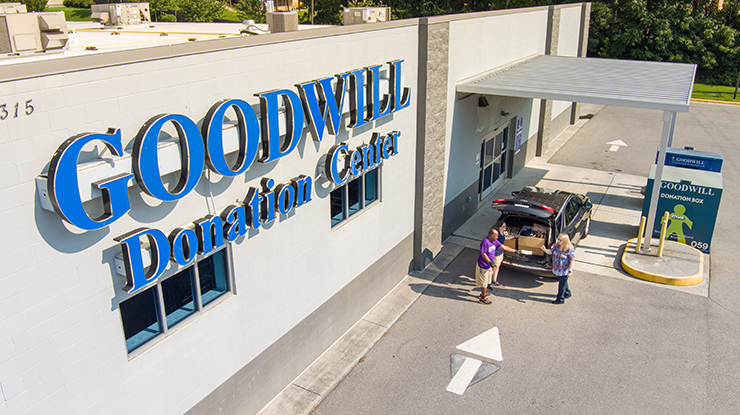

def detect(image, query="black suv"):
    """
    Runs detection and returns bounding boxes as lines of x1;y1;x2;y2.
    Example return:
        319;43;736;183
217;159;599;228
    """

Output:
491;186;592;276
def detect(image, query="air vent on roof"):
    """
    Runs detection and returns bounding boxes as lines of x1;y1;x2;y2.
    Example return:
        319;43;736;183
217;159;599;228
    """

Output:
0;11;68;55
91;3;151;26
341;7;390;25
0;3;26;14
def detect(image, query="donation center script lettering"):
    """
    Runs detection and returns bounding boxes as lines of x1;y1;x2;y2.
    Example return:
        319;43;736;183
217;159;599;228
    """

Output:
44;60;412;294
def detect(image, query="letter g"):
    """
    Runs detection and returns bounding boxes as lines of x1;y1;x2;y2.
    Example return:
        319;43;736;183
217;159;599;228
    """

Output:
47;128;133;231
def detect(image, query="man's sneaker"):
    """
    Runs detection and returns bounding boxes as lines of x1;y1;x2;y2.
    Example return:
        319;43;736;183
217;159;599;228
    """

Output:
492;281;502;287
479;296;492;305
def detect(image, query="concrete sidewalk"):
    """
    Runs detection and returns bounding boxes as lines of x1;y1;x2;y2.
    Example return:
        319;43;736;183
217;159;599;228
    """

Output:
258;105;709;415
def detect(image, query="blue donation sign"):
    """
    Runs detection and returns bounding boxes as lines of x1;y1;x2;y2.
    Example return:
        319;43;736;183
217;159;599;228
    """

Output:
44;60;412;293
642;165;723;253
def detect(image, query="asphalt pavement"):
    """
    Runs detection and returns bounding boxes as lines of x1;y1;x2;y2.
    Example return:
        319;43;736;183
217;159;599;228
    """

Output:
260;101;740;415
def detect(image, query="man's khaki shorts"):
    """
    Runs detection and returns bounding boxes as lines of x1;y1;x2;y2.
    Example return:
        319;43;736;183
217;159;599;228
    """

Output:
475;264;493;287
493;254;504;267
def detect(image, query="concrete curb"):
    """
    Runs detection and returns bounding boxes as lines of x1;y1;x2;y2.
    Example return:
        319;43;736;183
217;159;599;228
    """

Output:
621;238;704;286
691;98;740;106
257;243;466;415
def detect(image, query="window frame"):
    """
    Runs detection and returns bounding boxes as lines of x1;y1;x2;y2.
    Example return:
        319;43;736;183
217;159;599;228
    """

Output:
119;244;236;357
330;166;381;229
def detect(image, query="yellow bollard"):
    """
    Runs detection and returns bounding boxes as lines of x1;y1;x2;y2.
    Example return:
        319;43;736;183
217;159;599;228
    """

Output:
636;216;646;253
657;211;669;257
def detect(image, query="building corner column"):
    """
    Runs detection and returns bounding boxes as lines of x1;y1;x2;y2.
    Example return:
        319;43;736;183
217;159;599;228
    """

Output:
537;5;560;157
413;18;450;270
570;2;592;124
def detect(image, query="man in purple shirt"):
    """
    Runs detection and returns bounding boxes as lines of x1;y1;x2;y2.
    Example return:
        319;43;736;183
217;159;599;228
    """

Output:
476;228;503;304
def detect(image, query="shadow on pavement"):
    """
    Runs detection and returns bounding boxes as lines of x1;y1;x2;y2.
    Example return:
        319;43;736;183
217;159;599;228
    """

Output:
588;192;644;210
488;286;556;303
412;248;559;304
587;219;639;240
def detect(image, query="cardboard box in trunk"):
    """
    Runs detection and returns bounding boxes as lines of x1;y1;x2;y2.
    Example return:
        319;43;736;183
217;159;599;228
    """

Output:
518;235;545;256
504;237;517;250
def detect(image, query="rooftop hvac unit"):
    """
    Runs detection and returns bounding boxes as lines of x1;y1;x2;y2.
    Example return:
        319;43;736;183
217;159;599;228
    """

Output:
342;7;390;25
0;11;68;54
38;13;67;49
91;3;151;26
0;3;27;14
266;10;298;33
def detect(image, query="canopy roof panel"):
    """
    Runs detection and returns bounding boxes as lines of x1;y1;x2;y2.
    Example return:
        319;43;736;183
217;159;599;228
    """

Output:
457;55;697;112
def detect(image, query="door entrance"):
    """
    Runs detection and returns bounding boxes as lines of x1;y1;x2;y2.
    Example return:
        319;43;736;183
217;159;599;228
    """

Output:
478;126;509;201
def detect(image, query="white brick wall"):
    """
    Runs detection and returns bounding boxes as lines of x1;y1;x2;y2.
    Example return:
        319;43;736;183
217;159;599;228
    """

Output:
445;9;550;198
444;5;585;204
0;22;420;415
0;7;583;414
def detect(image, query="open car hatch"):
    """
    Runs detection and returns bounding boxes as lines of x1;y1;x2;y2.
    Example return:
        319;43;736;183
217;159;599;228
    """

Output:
491;199;555;219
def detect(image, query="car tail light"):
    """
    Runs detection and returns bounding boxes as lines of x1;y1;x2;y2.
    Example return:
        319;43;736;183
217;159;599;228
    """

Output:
493;199;506;204
539;205;555;212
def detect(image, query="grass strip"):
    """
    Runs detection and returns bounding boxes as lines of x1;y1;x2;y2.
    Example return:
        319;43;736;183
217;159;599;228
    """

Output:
48;6;92;21
692;83;740;103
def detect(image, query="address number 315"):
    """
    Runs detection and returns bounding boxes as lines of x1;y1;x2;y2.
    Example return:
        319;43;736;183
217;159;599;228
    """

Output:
1;99;34;121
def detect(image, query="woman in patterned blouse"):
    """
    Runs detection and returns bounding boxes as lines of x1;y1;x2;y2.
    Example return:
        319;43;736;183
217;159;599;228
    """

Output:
542;234;575;304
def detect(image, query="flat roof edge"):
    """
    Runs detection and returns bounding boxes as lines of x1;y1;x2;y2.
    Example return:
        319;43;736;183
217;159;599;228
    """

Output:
456;85;691;112
423;2;587;24
0;19;421;82
0;4;592;82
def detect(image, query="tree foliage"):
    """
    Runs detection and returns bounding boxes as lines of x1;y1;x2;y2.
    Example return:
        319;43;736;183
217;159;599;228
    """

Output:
589;0;740;85
175;0;739;84
149;0;181;21
149;0;225;22
235;0;266;23
328;0;740;85
178;0;225;22
19;0;47;12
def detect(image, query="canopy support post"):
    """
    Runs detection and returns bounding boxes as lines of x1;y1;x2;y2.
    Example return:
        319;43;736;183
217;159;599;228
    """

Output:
642;110;677;251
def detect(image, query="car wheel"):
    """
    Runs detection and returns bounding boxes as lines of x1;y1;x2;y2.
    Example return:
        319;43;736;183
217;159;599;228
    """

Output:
582;216;591;239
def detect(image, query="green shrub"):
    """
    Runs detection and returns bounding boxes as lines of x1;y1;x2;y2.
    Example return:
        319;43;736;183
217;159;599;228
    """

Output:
158;12;177;21
62;0;93;8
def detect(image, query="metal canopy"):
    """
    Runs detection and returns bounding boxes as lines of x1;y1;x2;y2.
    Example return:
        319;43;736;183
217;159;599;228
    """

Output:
457;55;697;112
458;54;699;251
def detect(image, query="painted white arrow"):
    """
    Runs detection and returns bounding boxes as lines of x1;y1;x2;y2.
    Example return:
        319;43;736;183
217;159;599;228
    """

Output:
447;354;500;395
446;327;504;395
457;326;503;361
607;139;628;152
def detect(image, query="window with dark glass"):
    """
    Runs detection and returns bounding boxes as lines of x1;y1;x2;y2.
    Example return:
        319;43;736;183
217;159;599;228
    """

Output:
565;198;579;224
330;167;380;227
364;168;378;205
555;215;564;234
199;249;229;306
120;287;160;353
162;268;196;328
330;187;345;226
347;177;361;217
119;247;233;353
